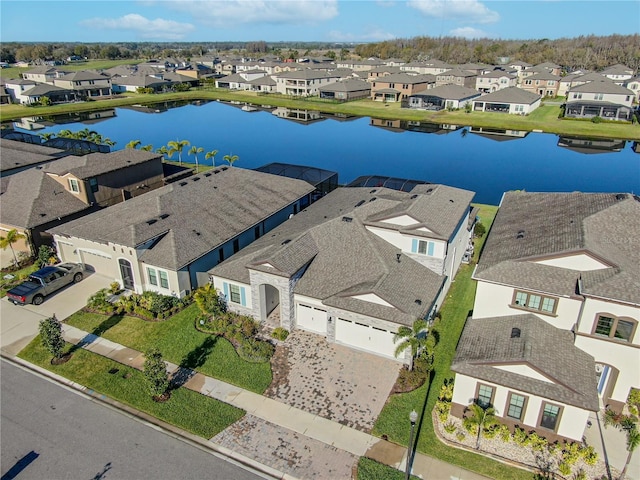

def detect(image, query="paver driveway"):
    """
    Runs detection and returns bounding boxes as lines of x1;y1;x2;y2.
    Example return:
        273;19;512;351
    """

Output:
265;329;401;432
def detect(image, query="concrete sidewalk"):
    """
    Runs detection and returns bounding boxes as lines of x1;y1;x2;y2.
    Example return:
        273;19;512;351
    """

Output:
60;324;489;480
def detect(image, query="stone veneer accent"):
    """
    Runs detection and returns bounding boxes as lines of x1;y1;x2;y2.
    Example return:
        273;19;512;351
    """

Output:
406;253;445;276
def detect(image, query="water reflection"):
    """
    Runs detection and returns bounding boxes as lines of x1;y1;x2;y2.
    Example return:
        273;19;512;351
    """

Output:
272;107;324;124
558;136;626;154
469;126;530;141
13;109;116;130
370;118;461;135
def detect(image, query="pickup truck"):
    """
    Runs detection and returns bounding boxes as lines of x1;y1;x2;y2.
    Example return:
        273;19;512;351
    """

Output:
7;263;84;306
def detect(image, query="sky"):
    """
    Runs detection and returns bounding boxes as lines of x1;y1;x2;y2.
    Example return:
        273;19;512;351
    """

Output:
1;0;639;43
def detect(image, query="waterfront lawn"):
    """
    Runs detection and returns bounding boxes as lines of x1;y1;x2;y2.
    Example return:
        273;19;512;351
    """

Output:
64;303;272;394
372;204;532;480
18;338;245;438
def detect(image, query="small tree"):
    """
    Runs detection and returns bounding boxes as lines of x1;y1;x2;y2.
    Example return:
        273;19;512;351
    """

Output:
0;228;27;267
620;424;640;480
394;318;429;371
205;149;219;168
37;244;56;267
223;154;239;167
143;348;169;399
464;402;499;450
39;315;65;360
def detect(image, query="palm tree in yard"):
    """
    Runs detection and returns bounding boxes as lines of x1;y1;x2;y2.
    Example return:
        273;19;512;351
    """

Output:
223;154;239;167
188;146;204;172
464;403;499;450
393;318;429;371
156;146;170;159
0;229;27;267
140;144;154;151
205;149;218;168
39;132;56;142
167;139;190;165
620;425;640;479
126;139;141;149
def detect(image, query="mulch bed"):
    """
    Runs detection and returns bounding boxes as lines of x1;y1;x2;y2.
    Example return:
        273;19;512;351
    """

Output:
50;353;73;365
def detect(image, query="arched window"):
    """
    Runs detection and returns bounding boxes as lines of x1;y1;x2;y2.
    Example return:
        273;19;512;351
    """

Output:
593;313;637;342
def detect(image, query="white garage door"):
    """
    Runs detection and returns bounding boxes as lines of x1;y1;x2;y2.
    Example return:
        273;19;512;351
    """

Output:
335;318;396;358
78;249;115;277
296;303;327;334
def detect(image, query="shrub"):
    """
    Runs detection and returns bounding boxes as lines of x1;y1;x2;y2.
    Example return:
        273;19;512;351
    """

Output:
435;400;451;422
39;315;65;359
37;245;56;268
562;441;582;466
572;469;587;480
512;427;529;446
193;284;226;315
474;222;486;238
109;281;122;294
498;424;511;442
139;291;180;316
271;327;289;341
444;421;457;434
439;380;454;402
628;388;640;416
558;461;572;477
134;306;155;320
581;445;598;465
462;417;478;435
87;288;115;313
237;338;274;363
483;426;500;439
591;115;602;123
528;432;548;451
456;431;466;441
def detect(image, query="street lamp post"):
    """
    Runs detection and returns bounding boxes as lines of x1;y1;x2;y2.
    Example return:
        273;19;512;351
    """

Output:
405;409;418;480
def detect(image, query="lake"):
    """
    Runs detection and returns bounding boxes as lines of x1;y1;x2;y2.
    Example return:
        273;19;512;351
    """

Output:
11;100;640;205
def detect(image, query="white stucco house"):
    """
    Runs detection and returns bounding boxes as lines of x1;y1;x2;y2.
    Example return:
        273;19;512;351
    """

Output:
463;191;640;441
472;87;541;115
273;69;342;96
565;79;635;121
209;184;476;362
50;167;315;297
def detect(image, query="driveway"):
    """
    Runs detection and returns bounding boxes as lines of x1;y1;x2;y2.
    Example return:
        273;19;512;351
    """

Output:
265;329;401;432
0;271;111;356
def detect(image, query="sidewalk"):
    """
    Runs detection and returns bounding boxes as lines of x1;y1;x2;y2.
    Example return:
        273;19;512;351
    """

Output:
60;324;490;480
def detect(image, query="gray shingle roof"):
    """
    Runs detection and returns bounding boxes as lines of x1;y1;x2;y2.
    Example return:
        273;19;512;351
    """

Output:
451;314;599;411
476;87;541;104
211;185;474;325
42;149;162;179
0;139;69;173
475;191;640;303
50;167;315;271
375;73;435;84
22;84;72;97
319;78;371;93
569;79;634;95
412;84;480;101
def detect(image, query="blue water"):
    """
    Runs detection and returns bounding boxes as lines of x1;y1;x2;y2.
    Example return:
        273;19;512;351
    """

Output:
18;100;640;205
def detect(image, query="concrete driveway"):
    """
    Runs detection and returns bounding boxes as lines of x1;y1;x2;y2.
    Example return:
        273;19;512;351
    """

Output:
265;329;401;432
0;271;111;356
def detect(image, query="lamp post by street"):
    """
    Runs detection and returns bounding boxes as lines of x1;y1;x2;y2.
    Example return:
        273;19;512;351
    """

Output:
405;409;419;480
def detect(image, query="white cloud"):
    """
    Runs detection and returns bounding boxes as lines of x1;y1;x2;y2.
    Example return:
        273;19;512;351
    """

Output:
80;14;195;40
162;0;339;27
407;0;499;24
449;26;488;38
328;27;397;42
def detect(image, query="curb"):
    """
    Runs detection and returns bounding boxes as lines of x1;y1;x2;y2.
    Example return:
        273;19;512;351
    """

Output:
1;353;292;480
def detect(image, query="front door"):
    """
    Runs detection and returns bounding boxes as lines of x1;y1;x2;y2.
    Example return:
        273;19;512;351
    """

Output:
118;259;134;290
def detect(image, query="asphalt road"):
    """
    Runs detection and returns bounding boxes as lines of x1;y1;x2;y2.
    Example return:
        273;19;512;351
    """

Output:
0;359;265;480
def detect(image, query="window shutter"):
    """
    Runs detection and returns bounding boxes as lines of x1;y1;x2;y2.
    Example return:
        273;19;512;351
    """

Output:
240;286;246;306
411;239;418;253
223;282;229;299
427;242;435;256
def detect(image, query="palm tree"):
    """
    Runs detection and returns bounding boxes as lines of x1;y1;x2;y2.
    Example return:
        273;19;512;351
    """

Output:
393;318;428;371
205;149;219;168
167;140;190;165
125;139;141;149
103;138;116;147
223;154;239;167
620;425;640;479
156;146;170;159
39;132;56;142
140;144;154;151
0;229;27;267
464;403;499;450
57;129;74;138
188;146;204;172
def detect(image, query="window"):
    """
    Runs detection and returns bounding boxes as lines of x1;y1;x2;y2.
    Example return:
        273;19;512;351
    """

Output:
89;177;98;193
159;270;169;289
512;290;558;315
68;178;80;193
417;240;435;256
525;80;532;85
539;403;562;431
147;267;158;286
594;93;604;100
229;284;241;304
476;384;494;408
507;393;527;420
548;81;555;86
233;239;240;253
594;314;636;342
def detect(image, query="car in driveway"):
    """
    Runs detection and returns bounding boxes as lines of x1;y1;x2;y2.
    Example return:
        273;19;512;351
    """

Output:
6;263;84;306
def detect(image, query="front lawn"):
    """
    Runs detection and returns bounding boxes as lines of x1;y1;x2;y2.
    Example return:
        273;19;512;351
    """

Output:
18;338;245;438
64;303;272;394
1;263;38;298
372;204;532;480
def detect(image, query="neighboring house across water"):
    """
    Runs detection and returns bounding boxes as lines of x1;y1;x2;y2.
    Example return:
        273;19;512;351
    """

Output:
4;78;38;104
318;78;371;101
51;167;315;297
435;68;477;88
624;76;640;103
21;66;66;83
52;71;112;100
520;72;561;97
475;71;518;93
600;64;635;83
274;70;342;96
468;191;639;439
209;183;476;362
405;84;481;110
565;80;635;121
370;73;436;102
20;84;77;105
472;87;541;114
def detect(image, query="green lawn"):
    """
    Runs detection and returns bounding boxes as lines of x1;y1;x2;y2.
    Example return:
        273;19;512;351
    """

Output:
18;337;245;438
64;303;273;393
372;204;534;480
357;457;419;480
0;263;39;298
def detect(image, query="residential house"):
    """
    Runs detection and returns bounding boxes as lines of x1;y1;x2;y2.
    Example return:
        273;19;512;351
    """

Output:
624;76;640;103
367;66;405;81
370;73;436;102
522;62;562;78
0;139;70;177
111;75;171;93
405;84;480;110
508;61;532;82
318;78;371;101
247;75;277;93
53;71;112;100
435;68;477;88
335;59;385;71
51;167;315;296
209;184;476;362
20;83;77;105
400;60;452;75
21;66;65;84
471;191;640;416
475;71;518;93
215;70;268;90
601;64;635;83
565;80;635;121
4;78;38;104
451;314;599;442
472;87;541;114
520;72;561;97
274;70;342;96
0;148;166;255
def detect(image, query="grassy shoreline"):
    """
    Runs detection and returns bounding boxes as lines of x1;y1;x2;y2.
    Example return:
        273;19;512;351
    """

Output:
1;87;638;140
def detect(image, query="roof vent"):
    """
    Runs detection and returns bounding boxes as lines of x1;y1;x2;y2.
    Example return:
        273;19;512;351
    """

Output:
179;181;188;186
355;200;365;207
516;230;525;239
369;189;377;194
426;188;434;193
615;193;626;201
511;327;521;338
449;199;454;203
397;253;401;263
146;219;157;225
159;213;169;219
40;213;47;217
414;299;422;305
193;229;201;236
192;176;201;181
342;216;353;222
213;170;220;174
410;194;418;199
221;167;228;171
204;173;212;177
281;239;291;245
369;197;376;202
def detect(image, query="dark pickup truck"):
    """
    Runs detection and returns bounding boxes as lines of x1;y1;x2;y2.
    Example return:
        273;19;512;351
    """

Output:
7;263;84;305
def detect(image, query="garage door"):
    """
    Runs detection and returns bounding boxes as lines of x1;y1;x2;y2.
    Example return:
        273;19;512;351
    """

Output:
335;318;396;358
296;303;328;334
78;249;115;277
